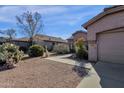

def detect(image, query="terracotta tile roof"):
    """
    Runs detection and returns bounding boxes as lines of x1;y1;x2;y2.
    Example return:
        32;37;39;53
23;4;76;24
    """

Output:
13;38;30;42
13;34;67;43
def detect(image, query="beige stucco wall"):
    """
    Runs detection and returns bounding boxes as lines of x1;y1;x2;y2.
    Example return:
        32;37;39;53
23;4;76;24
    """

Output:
87;10;124;61
88;42;97;61
87;11;124;41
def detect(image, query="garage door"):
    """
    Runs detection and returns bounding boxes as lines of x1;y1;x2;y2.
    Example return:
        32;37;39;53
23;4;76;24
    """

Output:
97;31;124;63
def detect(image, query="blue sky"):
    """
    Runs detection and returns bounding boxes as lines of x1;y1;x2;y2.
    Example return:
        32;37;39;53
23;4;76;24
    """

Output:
0;5;110;39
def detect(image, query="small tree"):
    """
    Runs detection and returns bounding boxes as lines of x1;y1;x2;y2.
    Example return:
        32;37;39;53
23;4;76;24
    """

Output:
6;29;16;41
16;11;43;45
75;39;88;60
0;29;16;42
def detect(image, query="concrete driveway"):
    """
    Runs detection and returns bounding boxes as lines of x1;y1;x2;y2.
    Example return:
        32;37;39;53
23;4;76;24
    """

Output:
94;62;124;88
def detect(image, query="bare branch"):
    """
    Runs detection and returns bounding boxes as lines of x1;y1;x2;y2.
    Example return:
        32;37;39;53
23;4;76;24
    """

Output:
16;11;43;45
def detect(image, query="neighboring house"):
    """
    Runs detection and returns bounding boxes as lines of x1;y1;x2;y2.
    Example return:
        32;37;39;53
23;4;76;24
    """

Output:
67;30;87;50
12;39;30;52
82;5;124;63
72;30;87;44
12;34;68;52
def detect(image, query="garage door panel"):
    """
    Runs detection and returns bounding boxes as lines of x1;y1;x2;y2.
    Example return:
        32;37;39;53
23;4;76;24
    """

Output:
98;31;124;63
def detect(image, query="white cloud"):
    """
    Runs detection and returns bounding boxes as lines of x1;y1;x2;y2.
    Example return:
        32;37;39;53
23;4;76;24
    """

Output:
0;5;70;23
44;10;99;26
0;5;94;24
0;5;99;29
0;5;104;30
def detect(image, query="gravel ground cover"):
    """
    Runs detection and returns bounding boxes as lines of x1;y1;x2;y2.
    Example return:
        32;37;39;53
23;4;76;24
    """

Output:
0;57;82;88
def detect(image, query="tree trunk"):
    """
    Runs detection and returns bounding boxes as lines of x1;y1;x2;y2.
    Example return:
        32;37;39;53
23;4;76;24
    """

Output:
29;37;33;46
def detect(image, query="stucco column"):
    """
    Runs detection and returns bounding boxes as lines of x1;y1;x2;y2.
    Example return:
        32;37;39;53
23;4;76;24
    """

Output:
88;40;97;62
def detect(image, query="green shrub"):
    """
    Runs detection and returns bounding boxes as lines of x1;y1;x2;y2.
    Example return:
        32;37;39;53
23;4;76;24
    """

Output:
3;43;18;53
75;40;88;60
0;52;6;64
13;50;24;63
52;44;70;54
28;45;44;57
0;43;24;65
76;46;88;59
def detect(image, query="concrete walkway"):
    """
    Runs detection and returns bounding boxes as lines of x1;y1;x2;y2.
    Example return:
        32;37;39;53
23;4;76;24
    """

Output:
45;54;101;88
45;54;78;65
45;54;91;69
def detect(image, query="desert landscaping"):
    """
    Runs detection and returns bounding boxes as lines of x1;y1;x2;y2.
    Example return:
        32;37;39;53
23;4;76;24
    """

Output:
0;5;124;88
0;57;84;88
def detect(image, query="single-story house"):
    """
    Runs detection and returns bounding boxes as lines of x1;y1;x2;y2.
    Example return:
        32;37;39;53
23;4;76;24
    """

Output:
82;5;124;63
0;34;68;52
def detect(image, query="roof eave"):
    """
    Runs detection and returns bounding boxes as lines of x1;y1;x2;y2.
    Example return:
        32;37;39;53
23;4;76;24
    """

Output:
82;5;124;29
82;12;104;29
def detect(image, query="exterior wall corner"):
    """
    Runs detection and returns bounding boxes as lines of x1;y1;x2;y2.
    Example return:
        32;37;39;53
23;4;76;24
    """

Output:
88;40;97;62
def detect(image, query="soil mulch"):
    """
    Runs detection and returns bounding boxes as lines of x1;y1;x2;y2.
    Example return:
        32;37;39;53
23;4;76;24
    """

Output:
0;57;84;88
